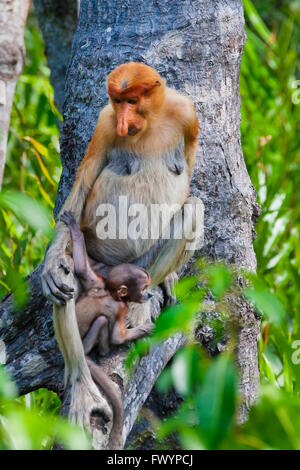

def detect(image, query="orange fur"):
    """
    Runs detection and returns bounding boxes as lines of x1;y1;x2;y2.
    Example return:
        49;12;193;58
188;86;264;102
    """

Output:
107;62;162;96
58;62;199;231
116;304;127;339
107;63;165;137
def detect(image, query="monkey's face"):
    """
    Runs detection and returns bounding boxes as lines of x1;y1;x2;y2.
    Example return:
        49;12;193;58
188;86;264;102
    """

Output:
107;62;165;138
119;285;152;304
138;286;153;303
116;274;152;303
108;265;152;303
131;273;152;303
109;95;146;137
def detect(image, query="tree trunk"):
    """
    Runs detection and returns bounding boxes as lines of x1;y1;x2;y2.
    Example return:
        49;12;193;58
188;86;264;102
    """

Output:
0;0;260;448
33;0;78;115
0;0;30;189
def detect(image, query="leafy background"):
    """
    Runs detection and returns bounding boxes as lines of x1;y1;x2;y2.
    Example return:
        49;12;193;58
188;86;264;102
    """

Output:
0;0;300;449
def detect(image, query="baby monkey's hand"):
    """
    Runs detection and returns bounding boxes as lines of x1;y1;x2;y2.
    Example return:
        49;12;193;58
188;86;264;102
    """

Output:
60;210;77;228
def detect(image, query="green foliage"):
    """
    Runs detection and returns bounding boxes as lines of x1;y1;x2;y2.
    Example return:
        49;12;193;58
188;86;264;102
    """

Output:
238;386;300;450
156;350;238;450
128;260;300;449
0;11;73;450
0;366;91;450
1;0;300;452
241;0;300;395
0;11;60;303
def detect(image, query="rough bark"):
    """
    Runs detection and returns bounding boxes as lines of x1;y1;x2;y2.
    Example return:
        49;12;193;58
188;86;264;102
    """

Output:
33;0;78;115
0;0;30;189
0;0;260;448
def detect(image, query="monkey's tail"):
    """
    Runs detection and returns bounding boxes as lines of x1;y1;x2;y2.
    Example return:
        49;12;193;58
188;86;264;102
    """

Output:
85;357;124;450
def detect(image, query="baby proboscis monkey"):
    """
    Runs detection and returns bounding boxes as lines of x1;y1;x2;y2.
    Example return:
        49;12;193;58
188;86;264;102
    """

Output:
60;210;154;449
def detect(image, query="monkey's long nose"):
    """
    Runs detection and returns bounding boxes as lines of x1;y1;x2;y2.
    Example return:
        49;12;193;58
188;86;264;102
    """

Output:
117;104;130;136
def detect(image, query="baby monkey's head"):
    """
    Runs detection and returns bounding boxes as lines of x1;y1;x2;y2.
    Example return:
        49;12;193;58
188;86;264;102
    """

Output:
106;264;152;303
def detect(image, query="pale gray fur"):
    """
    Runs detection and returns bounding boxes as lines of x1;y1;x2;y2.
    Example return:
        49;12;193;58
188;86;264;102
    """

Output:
83;138;190;266
106;139;185;176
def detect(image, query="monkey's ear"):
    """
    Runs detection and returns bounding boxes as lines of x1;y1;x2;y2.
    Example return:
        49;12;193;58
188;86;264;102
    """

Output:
142;80;161;96
117;285;128;298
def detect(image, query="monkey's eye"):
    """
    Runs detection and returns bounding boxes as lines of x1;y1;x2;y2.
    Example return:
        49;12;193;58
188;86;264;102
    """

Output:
127;98;138;105
114;98;121;104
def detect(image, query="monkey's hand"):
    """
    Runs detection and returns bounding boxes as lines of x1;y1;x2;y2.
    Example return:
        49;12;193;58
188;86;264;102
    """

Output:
160;272;178;307
42;246;75;306
60;210;77;228
113;319;154;345
124;316;153;334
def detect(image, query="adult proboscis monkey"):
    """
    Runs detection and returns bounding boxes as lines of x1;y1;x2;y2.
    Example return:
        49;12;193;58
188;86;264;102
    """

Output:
42;62;204;448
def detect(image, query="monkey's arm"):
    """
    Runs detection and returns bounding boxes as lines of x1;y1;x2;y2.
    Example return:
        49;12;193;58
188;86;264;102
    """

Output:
185;130;199;178
169;92;199;178
181;99;199;177
42;105;116;304
111;321;154;345
60;211;102;291
111;308;153;346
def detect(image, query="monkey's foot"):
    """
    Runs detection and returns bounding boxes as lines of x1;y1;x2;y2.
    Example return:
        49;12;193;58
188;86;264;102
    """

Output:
160;272;178;307
69;376;112;434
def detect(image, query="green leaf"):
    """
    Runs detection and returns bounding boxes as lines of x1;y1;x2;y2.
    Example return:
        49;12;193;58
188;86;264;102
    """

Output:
206;264;233;299
195;354;237;449
156;367;173;394
125;337;152;371
0;190;52;238
261;353;278;386
174;276;198;301
170;345;204;396
152;302;200;341
244;288;285;325
243;0;274;47
24;136;49;160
